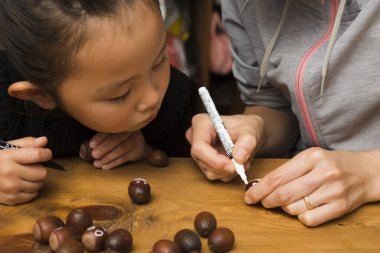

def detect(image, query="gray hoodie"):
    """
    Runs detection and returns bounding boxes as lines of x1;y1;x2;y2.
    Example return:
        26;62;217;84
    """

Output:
222;0;380;152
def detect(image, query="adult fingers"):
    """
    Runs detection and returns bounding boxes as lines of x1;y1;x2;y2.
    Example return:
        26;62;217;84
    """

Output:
260;168;323;208
232;130;258;164
245;153;314;204
282;180;347;216
297;202;344;227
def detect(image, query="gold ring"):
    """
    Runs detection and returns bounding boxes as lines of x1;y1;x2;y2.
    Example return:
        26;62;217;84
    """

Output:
303;195;315;210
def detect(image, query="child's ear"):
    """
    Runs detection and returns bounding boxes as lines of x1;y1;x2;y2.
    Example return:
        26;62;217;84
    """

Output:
8;81;58;110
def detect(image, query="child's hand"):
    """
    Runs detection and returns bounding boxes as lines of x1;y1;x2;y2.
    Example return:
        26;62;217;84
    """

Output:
0;137;50;205
85;131;152;170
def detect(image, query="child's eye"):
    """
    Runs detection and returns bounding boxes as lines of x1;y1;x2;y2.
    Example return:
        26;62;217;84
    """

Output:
153;56;168;70
110;90;130;104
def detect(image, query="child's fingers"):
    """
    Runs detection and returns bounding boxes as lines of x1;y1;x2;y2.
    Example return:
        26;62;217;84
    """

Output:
8;136;48;148
18;180;44;193
100;152;133;170
92;133;132;159
95;141;134;168
0;192;38;206
19;165;48;182
4;148;52;165
89;132;108;149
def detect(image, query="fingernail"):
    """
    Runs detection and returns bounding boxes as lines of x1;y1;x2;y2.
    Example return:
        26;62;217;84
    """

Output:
89;140;96;148
92;150;100;159
102;165;110;170
235;148;248;162
224;164;236;173
244;194;253;204
94;160;102;168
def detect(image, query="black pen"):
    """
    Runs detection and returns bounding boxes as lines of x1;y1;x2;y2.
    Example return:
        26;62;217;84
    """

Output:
0;140;66;171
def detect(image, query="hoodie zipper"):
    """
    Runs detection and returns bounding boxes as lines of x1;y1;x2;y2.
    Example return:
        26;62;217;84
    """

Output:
295;0;339;146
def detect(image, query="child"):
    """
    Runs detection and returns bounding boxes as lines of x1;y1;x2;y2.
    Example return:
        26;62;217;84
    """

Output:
0;0;192;205
187;0;380;226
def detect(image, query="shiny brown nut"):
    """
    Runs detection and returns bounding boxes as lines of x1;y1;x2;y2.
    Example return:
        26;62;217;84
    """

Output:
66;208;93;234
194;211;217;237
148;149;169;167
173;229;201;253
245;179;261;192
56;239;84;253
128;178;151;204
49;226;81;251
79;140;94;161
81;225;108;252
105;228;133;253
208;227;235;253
152;239;181;253
33;216;64;244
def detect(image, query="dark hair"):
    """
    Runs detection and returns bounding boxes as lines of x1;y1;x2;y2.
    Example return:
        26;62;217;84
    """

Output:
0;0;160;101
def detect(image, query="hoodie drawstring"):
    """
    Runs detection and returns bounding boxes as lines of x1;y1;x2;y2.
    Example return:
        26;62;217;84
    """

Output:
258;0;346;96
320;0;346;95
257;0;290;92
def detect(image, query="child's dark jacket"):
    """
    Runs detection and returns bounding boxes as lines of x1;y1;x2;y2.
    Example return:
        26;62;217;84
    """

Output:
0;51;192;157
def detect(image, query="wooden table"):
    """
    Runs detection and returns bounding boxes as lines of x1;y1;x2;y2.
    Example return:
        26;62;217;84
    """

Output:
0;158;379;253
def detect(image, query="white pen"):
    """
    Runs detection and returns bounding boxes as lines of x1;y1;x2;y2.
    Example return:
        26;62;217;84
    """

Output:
198;86;248;185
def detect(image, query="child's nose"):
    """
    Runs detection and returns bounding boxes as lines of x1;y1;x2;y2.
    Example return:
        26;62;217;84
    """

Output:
137;84;160;112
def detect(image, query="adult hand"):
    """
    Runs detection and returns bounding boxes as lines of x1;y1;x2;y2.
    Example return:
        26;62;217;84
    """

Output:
245;147;378;226
186;113;264;182
0;137;50;205
84;131;151;170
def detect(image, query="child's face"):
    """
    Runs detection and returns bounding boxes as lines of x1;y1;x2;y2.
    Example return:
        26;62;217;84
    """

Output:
58;8;170;133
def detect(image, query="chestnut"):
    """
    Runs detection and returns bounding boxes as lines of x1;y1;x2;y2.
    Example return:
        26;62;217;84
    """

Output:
81;225;108;252
208;227;235;253
49;226;81;251
32;216;64;244
245;179;261;192
152;239;181;253
79;140;94;161
128;178;151;204
194;211;217;237
148;149;169;167
173;229;201;253
56;239;84;253
105;228;133;253
66;208;93;234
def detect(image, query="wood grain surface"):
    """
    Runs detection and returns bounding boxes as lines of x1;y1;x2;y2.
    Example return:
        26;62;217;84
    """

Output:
0;158;379;253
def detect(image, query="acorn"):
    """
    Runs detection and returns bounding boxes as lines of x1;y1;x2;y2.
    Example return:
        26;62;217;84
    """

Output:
208;227;235;253
152;239;181;253
32;216;64;244
173;229;201;253
66;208;93;234
148;149;169;167
194;211;217;237
56;239;84;253
80;140;94;161
81;225;108;252
245;179;261;192
49;226;81;251
128;178;151;204
105;228;133;253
